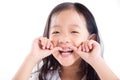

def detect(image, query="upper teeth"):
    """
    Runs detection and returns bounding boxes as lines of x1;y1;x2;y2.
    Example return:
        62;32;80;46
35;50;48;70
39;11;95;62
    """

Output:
59;47;73;53
62;51;69;52
61;50;72;52
62;50;70;51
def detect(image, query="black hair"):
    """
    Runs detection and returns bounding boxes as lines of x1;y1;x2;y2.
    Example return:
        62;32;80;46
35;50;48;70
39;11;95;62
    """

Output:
38;2;102;80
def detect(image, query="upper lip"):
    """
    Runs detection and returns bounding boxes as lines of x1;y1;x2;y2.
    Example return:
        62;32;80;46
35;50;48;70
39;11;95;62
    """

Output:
58;46;74;53
59;46;73;50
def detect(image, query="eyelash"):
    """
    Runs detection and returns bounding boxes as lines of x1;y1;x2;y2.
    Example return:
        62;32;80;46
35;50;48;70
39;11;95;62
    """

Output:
52;31;59;34
71;31;79;33
52;31;79;34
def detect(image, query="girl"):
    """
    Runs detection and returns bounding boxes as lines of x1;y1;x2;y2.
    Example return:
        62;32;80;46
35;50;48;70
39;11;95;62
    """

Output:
13;2;119;80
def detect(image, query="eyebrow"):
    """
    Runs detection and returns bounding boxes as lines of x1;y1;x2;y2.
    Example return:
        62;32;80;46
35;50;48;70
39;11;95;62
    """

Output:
70;24;80;28
51;25;60;28
51;24;81;28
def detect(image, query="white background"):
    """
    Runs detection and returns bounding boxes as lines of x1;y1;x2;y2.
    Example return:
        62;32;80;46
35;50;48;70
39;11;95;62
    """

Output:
0;0;120;80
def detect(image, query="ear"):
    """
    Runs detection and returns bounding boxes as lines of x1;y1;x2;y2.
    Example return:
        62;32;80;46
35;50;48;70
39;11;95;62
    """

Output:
88;34;97;40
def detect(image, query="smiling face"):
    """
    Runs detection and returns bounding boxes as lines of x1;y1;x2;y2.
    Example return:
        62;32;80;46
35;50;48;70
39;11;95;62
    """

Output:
49;9;90;66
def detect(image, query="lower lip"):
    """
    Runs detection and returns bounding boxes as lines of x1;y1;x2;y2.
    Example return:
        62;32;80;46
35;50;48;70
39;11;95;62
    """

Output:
60;52;72;57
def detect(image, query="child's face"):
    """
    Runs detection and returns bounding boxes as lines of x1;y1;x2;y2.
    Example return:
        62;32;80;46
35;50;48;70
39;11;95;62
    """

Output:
49;9;90;66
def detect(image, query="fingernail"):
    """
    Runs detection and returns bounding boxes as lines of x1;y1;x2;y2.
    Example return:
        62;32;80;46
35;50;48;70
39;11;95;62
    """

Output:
42;46;45;49
47;45;49;49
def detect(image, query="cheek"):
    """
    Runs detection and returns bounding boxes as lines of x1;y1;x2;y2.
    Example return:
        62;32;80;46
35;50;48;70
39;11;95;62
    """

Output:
49;36;59;47
73;36;88;46
73;38;82;46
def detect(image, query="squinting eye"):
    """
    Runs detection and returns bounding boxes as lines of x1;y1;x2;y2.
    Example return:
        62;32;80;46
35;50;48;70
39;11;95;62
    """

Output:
71;31;79;33
52;31;60;34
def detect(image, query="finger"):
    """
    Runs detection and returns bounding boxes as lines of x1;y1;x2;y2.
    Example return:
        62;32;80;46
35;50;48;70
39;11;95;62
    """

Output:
91;40;100;48
41;37;48;49
51;47;62;54
39;37;44;48
43;37;48;49
88;40;100;50
70;46;82;57
71;46;77;51
78;45;82;51
88;40;92;50
46;40;51;49
38;39;42;49
49;42;54;50
81;42;85;52
84;41;90;52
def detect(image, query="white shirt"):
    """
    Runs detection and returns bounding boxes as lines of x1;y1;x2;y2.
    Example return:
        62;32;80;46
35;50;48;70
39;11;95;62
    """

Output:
30;69;86;80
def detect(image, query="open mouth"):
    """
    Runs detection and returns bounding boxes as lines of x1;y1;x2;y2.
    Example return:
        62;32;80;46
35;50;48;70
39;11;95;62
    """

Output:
59;50;73;54
56;46;74;57
58;47;74;55
58;48;74;57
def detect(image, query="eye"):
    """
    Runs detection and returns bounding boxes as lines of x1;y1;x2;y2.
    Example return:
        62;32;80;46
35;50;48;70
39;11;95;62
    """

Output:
52;31;60;34
71;31;79;34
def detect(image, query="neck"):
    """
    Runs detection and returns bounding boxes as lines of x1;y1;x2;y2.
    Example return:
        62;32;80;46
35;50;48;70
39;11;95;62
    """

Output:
61;58;82;71
60;59;85;80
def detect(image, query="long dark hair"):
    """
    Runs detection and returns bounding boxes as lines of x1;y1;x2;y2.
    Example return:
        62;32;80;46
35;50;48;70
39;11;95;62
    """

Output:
38;2;102;80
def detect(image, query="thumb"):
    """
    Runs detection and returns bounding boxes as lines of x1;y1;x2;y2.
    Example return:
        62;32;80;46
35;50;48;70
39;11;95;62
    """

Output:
50;47;62;55
72;46;89;60
71;46;82;55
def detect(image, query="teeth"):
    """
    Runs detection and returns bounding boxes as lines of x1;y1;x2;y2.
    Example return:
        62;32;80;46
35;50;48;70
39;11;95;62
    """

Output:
59;47;73;53
59;50;73;53
62;51;69;53
61;48;72;51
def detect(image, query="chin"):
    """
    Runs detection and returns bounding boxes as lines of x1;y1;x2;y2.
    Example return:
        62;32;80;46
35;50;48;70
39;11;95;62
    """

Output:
59;60;75;67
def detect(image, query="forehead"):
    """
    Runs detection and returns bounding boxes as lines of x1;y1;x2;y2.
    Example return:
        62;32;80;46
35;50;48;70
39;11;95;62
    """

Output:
50;9;86;28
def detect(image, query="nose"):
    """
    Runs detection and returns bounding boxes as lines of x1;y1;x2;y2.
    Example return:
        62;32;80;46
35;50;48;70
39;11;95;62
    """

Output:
58;35;71;44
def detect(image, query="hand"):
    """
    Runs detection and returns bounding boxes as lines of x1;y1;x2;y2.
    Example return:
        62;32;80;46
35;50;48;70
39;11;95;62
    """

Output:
30;37;60;63
73;40;101;64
